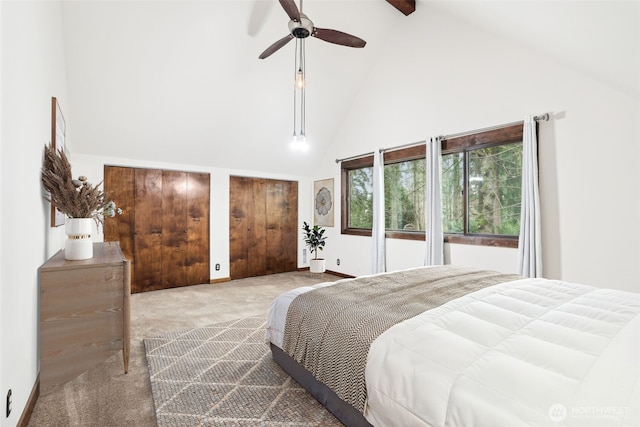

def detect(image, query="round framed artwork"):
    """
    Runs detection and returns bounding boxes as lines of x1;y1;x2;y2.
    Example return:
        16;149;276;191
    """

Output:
313;178;334;227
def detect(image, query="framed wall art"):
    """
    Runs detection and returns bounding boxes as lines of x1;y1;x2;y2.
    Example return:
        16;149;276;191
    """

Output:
51;97;66;227
313;178;334;227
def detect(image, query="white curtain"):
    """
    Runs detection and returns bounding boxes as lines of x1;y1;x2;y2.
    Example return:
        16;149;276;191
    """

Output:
371;150;386;274
517;115;542;277
425;137;444;266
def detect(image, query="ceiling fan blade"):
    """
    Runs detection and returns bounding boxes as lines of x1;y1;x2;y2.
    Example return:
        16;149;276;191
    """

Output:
279;0;300;22
259;34;294;59
313;28;366;48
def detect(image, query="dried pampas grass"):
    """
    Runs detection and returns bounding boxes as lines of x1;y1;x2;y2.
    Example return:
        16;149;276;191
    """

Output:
41;143;110;221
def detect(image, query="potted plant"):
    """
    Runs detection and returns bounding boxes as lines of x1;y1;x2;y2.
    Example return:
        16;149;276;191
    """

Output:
302;221;327;273
41;143;121;260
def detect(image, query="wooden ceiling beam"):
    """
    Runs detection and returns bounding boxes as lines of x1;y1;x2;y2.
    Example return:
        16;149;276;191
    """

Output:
385;0;416;16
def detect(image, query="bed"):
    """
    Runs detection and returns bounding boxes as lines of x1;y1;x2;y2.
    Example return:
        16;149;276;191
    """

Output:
266;265;640;427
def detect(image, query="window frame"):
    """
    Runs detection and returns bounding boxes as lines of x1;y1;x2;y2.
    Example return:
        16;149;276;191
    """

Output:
441;123;524;248
341;154;374;237
341;145;426;241
340;123;527;247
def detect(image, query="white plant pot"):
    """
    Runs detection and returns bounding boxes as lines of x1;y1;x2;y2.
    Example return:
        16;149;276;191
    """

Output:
310;259;326;273
64;218;94;260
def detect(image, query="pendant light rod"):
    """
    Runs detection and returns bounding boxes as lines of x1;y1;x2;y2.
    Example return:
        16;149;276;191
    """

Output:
292;38;299;136
301;38;306;136
292;36;306;139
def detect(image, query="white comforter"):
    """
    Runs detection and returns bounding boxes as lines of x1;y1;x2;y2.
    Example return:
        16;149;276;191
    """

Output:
266;275;640;427
365;278;640;427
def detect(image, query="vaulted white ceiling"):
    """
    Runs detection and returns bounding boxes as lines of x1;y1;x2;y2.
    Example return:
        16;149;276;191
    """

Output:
60;0;639;177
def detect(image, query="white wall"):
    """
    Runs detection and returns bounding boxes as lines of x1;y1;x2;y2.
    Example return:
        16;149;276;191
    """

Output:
0;1;69;425
314;5;640;292
72;153;313;280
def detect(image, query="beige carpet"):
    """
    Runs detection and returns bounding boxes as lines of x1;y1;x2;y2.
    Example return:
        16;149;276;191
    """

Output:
28;271;338;426
145;317;341;426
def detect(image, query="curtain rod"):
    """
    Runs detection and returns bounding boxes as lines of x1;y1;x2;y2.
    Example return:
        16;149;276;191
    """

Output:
335;113;550;164
334;150;375;164
437;113;549;142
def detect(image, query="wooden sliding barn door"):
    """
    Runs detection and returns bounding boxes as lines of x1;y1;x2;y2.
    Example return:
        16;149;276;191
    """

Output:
229;176;297;280
104;166;210;293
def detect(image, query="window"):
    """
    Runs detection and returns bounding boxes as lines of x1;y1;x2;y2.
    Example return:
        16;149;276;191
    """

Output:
341;124;525;247
341;146;425;240
347;166;373;229
384;158;425;232
442;124;523;247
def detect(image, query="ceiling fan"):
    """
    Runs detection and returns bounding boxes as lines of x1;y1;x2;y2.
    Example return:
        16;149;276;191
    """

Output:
258;0;367;59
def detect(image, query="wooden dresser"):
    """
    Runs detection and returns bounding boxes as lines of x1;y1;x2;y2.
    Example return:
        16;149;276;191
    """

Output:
39;241;131;395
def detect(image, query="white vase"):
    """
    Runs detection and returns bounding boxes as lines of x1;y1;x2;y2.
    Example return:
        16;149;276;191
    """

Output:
310;259;326;273
64;218;94;260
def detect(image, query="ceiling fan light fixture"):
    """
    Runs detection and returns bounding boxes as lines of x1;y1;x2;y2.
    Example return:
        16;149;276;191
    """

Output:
295;68;305;89
290;133;309;152
258;0;367;60
259;0;366;148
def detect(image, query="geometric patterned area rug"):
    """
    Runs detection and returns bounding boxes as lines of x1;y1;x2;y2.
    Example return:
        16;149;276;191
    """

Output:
143;317;343;426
